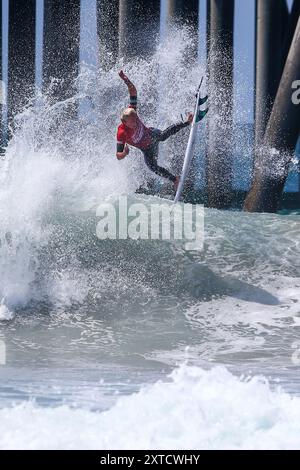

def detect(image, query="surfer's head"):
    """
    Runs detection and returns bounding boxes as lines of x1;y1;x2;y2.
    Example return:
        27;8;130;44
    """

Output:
121;108;137;129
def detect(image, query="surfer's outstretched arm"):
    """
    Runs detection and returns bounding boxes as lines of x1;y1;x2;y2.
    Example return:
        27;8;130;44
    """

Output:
119;70;137;110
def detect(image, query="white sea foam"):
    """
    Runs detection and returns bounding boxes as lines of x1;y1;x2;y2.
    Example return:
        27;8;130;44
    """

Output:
0;25;205;316
0;19;299;452
0;365;299;450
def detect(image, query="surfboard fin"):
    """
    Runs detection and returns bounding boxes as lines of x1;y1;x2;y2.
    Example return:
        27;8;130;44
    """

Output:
199;95;208;105
196;108;209;122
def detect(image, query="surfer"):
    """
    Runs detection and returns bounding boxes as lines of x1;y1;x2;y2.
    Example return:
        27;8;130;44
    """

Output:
116;70;193;190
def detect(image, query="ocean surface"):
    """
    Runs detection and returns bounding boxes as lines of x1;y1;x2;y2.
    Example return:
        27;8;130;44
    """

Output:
0;28;300;450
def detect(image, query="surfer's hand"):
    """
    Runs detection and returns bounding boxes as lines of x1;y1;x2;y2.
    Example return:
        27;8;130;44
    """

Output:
116;145;129;160
187;113;194;124
119;70;130;84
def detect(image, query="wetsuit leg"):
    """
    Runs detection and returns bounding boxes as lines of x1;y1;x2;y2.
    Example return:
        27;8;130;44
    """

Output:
143;144;176;183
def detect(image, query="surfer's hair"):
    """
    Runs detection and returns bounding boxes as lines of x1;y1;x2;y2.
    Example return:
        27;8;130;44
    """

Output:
121;108;136;121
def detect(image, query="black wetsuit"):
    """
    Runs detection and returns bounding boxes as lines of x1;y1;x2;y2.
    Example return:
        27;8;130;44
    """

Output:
143;122;189;183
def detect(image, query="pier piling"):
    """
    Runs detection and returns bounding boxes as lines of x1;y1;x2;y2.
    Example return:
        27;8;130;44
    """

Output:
97;0;119;70
206;0;234;209
119;0;160;61
8;0;36;131
43;0;81;109
255;0;284;150
244;16;300;213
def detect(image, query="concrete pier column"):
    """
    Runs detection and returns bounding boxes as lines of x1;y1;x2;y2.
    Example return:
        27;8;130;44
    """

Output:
167;0;199;62
281;0;289;46
43;0;81;106
281;0;300;71
119;0;160;61
167;0;199;28
8;0;36;130
97;0;119;70
206;0;234;209
0;1;3;149
244;17;300;213
254;0;284;149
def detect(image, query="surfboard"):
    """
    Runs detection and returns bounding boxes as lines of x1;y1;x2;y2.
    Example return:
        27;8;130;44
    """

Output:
174;78;208;203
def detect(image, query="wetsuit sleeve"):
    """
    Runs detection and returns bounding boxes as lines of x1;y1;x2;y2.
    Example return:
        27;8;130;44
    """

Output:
117;128;125;153
129;94;137;110
122;75;137;109
117;142;125;152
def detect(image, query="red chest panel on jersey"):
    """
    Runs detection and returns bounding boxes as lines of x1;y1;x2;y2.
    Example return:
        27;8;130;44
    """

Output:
117;116;153;150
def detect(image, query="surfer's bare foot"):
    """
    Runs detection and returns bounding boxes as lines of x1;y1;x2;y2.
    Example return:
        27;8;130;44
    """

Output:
174;176;180;191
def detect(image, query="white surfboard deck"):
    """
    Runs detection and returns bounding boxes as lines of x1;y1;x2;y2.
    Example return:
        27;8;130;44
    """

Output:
174;79;204;204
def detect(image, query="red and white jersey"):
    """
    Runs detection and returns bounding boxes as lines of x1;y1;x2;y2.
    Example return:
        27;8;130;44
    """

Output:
116;95;153;151
117;116;152;151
